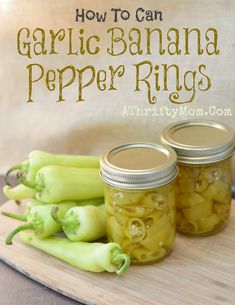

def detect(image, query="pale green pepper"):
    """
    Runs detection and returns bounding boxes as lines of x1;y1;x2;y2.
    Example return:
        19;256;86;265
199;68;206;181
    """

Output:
51;204;107;242
2;199;45;222
20;231;130;274
5;151;100;185
3;184;37;201
4;202;77;244
19;166;104;203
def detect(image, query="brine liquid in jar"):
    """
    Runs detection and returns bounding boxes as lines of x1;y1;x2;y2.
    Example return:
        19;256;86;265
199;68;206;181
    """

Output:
176;158;232;235
100;143;178;264
104;182;175;264
161;120;235;236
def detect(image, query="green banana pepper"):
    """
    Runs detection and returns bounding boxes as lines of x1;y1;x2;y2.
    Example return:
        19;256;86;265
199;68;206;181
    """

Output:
5;151;100;185
4;202;77;244
51;204;106;242
20;231;131;274
20;166;104;203
3;184;36;201
2;199;47;221
3;198;103;224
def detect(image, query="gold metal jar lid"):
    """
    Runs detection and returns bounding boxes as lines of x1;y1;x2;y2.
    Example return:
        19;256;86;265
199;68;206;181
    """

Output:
161;120;235;164
100;142;178;189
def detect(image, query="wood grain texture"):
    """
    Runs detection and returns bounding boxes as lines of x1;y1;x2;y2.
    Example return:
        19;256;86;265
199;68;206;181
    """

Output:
0;201;235;305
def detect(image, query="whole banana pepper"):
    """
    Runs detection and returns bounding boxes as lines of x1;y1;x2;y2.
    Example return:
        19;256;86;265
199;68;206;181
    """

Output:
4;202;77;244
19;166;104;203
5;150;100;185
51;204;107;242
20;231;131;275
3;184;37;201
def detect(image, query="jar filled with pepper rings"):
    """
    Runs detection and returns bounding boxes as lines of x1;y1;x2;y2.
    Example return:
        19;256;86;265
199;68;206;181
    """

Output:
161;120;235;237
100;143;178;264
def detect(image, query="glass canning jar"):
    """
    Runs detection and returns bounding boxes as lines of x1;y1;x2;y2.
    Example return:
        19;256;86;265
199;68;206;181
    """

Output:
161;120;235;236
100;143;178;264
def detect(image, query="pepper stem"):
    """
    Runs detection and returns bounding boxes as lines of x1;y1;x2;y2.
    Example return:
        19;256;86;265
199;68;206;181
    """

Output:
18;171;41;191
15;172;22;206
5;223;34;245
51;207;70;226
1;211;27;221
111;249;131;275
4;164;23;186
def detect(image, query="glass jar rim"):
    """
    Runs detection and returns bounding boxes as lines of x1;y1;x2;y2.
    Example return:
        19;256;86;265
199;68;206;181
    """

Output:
100;142;178;189
161;120;235;164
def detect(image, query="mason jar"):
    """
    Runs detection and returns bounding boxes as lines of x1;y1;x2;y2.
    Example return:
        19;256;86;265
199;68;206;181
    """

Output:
100;143;178;264
161;120;235;236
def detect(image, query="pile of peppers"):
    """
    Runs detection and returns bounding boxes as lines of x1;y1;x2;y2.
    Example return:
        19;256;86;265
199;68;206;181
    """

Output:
2;151;130;275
